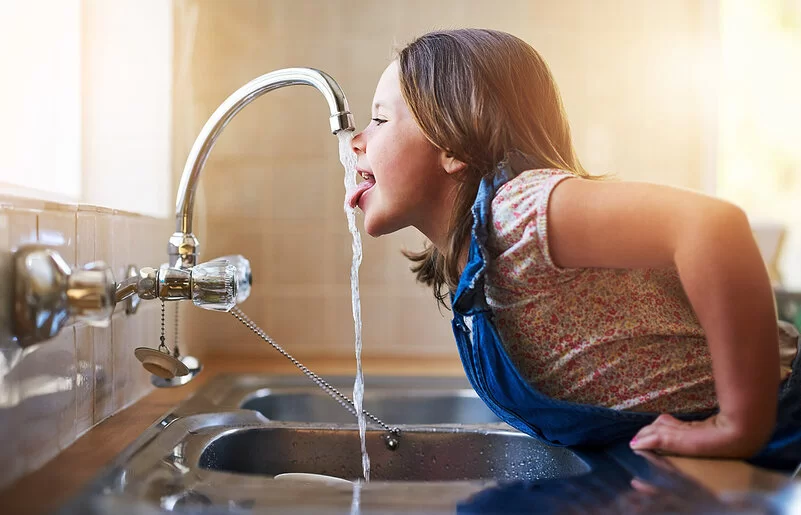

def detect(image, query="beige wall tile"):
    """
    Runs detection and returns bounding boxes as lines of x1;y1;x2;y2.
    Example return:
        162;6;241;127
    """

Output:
74;213;98;436
393;293;455;355
95;211;113;269
112;314;132;410
184;301;256;357
76;211;96;266
264;222;330;287
74;324;94;437
267;158;337;222
149;217;172;268
38;209;77;268
15;328;76;474
92;324;114;424
201;158;273;223
93;202;117;425
8;209;38;250
128;217;148;270
110;214;129;291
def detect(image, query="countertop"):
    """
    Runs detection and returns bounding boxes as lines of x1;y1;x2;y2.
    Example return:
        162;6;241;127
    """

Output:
0;355;791;515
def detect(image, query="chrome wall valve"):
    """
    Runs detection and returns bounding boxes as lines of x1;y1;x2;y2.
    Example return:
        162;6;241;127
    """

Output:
10;244;250;349
12;245;115;348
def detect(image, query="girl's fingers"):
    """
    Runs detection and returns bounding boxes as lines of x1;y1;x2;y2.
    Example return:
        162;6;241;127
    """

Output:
650;413;685;428
631;414;682;441
631;413;712;449
630;420;715;456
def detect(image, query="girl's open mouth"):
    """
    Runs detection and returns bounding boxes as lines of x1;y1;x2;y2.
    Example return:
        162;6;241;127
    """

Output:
347;170;376;209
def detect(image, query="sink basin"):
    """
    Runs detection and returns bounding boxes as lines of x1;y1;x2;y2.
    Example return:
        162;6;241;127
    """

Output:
59;374;728;513
198;426;590;481
240;389;501;424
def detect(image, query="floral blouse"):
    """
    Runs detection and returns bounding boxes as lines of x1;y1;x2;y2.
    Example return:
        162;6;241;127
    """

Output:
484;169;717;413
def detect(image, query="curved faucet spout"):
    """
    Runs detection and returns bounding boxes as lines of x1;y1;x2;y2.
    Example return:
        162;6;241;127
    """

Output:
170;68;355;268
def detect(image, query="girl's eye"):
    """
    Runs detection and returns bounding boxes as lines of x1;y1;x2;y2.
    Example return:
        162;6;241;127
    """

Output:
371;118;387;126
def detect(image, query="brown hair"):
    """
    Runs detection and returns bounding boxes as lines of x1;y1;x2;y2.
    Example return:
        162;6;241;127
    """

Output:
398;28;592;308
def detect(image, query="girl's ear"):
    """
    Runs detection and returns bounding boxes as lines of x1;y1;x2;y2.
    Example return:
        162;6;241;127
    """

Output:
440;150;467;175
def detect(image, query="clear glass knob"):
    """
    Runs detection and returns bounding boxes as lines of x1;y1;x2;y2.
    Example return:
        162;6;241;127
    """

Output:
209;254;252;304
190;261;237;311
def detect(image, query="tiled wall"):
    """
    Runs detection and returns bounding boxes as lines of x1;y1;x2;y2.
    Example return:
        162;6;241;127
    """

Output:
0;197;172;489
174;0;716;361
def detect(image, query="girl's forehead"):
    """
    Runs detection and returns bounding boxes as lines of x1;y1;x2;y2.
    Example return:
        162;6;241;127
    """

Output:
373;61;401;108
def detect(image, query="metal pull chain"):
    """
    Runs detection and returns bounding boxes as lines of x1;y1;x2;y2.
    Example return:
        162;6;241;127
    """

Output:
158;300;169;354
230;306;400;449
173;302;181;358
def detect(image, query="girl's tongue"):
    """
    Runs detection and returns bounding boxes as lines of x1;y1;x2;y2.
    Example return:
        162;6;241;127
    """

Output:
347;180;375;209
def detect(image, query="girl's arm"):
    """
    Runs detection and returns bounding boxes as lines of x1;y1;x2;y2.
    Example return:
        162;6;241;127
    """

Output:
547;178;780;458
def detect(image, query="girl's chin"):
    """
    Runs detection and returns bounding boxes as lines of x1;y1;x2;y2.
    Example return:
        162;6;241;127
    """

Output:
362;212;397;238
362;217;385;237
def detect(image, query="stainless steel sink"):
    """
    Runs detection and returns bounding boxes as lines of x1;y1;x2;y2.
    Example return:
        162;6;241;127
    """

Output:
198;426;590;481
58;374;733;514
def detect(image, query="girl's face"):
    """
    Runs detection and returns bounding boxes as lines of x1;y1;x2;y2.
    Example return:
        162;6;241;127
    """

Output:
350;61;457;244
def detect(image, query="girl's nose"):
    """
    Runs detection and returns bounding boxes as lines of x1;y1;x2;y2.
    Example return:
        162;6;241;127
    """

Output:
351;130;366;155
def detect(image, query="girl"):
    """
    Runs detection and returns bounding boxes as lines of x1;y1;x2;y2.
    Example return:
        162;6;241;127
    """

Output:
347;28;800;470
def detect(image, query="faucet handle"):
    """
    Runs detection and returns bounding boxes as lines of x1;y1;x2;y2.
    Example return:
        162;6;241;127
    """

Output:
190;260;238;311
13;245;116;347
137;261;239;311
208;254;252;304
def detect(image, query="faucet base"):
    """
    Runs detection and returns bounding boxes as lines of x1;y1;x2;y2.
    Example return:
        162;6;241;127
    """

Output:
168;231;200;268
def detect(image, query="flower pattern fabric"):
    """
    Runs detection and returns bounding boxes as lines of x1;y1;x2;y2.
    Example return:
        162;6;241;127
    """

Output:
484;169;717;413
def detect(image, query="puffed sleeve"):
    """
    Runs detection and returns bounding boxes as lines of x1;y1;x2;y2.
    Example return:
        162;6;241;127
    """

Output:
486;169;579;293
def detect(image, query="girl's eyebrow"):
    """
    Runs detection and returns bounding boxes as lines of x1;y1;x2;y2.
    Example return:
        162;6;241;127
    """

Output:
372;102;384;111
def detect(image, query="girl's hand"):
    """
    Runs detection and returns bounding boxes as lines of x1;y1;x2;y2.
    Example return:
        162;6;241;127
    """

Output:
630;413;770;459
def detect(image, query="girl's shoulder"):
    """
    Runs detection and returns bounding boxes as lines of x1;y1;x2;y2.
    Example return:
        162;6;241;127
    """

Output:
489;168;578;269
493;168;577;213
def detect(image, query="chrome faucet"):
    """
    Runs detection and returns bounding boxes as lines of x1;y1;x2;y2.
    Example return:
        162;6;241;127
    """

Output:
9;68;353;351
169;68;355;269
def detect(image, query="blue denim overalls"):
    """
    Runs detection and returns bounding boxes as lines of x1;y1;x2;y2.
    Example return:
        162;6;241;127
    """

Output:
450;158;801;471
